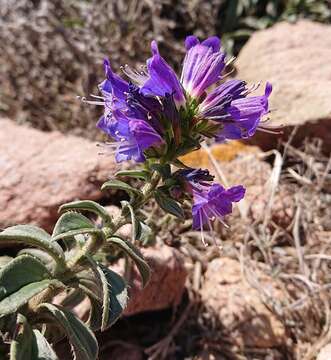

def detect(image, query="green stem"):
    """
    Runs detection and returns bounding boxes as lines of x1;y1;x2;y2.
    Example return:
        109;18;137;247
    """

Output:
68;171;161;271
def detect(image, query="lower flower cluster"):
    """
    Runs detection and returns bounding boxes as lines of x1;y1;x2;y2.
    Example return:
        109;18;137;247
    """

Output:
91;35;272;240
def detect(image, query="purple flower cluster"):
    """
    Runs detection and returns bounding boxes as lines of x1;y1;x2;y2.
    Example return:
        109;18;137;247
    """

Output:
177;168;245;245
96;36;272;163
94;35;272;239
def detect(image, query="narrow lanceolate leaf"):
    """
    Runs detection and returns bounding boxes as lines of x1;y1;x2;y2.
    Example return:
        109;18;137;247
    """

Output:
136;221;154;246
59;200;112;226
52;212;95;239
100;265;128;330
31;329;59;360
18;248;55;273
155;190;184;219
108;236;150;287
10;314;33;360
52;228;101;242
85;258;128;331
115;169;150;180
0;279;64;317
101;179;143;199
87;296;103;331
0;225;65;265
0;254;52;301
121;201;139;241
38;303;98;360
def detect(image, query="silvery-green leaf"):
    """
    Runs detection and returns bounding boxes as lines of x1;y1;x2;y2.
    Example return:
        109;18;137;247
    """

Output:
31;329;59;360
52;228;101;242
38;303;98;360
52;212;95;239
0;254;52;301
115;169;150;180
101;179;143;199
108;236;150;287
59;200;112;226
136;221;154;246
86;296;103;331
155;190;184;219
121;201;139;241
17;248;56;273
0;225;65;266
10;314;33;360
150;163;171;179
85;258;128;331
0;279;64;317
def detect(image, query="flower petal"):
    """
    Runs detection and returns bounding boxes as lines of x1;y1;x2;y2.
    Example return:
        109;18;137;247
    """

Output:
181;36;226;98
140;41;185;105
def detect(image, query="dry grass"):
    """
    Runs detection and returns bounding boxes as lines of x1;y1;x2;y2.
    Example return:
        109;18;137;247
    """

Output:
172;137;330;360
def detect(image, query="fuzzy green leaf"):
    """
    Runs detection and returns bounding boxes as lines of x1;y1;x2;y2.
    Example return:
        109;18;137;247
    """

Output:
85;258;128;331
101;179;143;198
0;225;65;265
115;169;150;180
18;248;55;273
52;228;101;242
59;200;111;225
0;279;64;317
86;296;103;331
52;212;95;239
150;163;171;179
32;329;59;360
108;236;150;287
101;265;128;329
155;190;184;219
0;254;52;301
38;303;98;360
10;314;33;360
121;201;140;241
136;221;154;246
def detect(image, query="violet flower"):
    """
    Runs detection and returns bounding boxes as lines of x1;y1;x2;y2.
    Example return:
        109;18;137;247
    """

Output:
199;80;273;141
93;34;272;164
177;168;245;246
101;109;164;163
181;36;226;99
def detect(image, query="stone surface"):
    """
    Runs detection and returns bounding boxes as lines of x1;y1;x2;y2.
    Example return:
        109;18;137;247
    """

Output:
236;20;331;152
317;344;331;360
201;258;286;348
0;119;117;231
121;244;187;316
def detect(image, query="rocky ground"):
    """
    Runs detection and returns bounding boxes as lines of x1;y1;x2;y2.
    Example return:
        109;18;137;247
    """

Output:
1;20;331;360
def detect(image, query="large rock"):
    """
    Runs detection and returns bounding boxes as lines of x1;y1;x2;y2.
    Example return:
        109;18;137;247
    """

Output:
0;119;116;231
236;20;331;152
201;258;286;348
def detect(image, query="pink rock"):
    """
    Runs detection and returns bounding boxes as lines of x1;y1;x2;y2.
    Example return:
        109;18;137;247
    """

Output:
123;244;187;316
0;119;117;231
236;20;331;152
201;258;286;348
